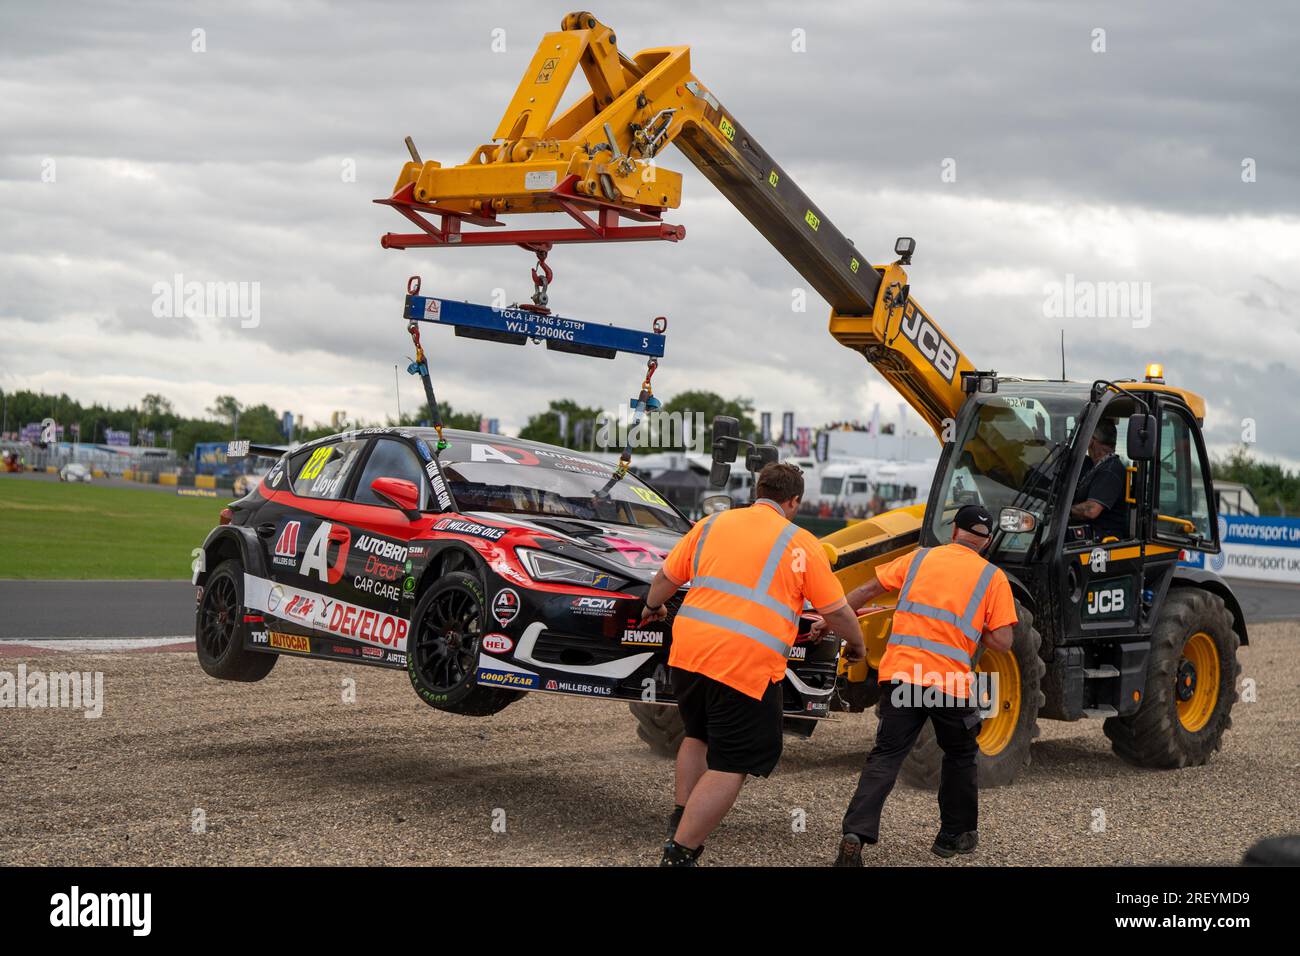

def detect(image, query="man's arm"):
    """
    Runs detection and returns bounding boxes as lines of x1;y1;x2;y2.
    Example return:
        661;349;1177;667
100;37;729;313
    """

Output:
982;624;1014;652
639;569;680;624
821;604;866;663
844;578;888;610
1072;462;1123;521
1070;499;1104;520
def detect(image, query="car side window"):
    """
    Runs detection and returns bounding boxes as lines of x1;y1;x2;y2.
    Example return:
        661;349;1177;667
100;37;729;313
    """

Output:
353;438;428;509
288;439;366;500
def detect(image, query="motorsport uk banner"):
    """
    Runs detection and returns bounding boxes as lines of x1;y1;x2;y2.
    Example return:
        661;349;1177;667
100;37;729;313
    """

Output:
1181;515;1300;583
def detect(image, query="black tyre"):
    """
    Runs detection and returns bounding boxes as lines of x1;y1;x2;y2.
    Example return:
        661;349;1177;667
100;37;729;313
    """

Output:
1242;835;1300;866
898;602;1046;789
407;571;522;717
1103;588;1240;768
195;558;277;682
629;701;686;756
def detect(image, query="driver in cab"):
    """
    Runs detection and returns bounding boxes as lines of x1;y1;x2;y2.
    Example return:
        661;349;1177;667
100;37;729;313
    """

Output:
1070;418;1128;540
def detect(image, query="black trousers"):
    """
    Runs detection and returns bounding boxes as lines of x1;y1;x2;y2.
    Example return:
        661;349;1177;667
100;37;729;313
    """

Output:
841;681;981;842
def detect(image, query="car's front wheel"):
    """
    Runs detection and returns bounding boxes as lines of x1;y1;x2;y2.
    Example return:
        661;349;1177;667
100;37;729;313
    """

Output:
406;571;522;717
195;558;277;682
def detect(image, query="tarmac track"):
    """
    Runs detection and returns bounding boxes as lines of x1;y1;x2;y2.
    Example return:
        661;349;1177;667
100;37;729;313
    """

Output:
0;576;1293;640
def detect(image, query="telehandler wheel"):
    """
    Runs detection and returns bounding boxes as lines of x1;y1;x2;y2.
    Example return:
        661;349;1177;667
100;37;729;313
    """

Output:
1103;588;1240;768
629;702;687;757
897;602;1045;790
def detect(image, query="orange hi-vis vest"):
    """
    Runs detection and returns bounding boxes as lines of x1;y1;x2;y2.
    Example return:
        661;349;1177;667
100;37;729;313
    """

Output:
877;544;1017;699
663;500;846;700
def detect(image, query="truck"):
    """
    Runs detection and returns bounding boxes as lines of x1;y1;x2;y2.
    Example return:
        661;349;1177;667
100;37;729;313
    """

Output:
373;12;1245;787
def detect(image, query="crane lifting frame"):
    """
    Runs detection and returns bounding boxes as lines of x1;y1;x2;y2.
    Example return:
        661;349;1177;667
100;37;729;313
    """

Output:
404;293;666;361
377;177;685;250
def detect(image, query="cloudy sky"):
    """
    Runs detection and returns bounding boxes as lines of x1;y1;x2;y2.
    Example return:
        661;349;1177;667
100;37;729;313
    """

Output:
2;0;1298;463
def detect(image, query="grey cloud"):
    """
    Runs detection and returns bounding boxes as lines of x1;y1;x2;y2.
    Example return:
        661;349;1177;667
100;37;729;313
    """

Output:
1;0;1298;464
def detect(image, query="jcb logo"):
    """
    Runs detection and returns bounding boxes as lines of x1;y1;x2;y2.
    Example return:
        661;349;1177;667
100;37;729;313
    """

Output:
1086;587;1125;616
899;302;959;383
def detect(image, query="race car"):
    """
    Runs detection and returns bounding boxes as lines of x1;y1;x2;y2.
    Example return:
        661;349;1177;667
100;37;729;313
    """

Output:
59;462;92;482
192;427;840;723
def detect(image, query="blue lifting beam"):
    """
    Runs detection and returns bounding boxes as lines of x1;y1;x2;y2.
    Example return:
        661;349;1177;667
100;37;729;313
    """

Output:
403;294;666;360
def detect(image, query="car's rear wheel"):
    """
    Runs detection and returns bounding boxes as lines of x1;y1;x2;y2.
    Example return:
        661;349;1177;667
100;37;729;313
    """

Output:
407;571;522;717
195;558;277;682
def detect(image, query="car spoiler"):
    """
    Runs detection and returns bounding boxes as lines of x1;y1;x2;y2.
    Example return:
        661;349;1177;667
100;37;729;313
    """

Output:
225;440;287;460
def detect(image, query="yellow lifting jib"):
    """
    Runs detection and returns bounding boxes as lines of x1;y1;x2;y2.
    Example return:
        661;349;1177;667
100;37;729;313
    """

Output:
382;12;973;440
829;261;974;436
391;12;701;215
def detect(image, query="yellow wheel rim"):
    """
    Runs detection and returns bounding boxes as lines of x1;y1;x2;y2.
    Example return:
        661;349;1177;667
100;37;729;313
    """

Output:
976;648;1021;757
1176;631;1220;732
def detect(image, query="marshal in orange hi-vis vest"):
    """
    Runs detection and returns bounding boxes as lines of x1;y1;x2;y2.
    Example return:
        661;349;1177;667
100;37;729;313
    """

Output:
661;500;847;700
875;543;1018;699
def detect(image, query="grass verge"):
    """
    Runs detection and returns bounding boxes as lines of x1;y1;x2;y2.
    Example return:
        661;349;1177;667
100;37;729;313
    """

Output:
0;478;223;579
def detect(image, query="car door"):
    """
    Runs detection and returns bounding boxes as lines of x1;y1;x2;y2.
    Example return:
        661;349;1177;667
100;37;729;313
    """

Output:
325;436;445;663
251;438;369;648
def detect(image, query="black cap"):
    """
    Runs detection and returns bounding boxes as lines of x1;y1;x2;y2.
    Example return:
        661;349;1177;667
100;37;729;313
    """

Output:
955;504;994;537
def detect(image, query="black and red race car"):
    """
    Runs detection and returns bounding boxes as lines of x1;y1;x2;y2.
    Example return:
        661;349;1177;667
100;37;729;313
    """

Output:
193;427;839;723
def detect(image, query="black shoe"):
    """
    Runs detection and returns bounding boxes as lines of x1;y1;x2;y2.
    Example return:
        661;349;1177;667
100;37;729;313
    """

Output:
665;806;684;844
833;833;864;867
660;839;704;867
931;830;978;858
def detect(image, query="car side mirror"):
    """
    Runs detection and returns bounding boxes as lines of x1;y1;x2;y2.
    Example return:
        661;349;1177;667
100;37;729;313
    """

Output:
371;477;422;519
1127;415;1156;462
709;461;732;489
711;416;740;464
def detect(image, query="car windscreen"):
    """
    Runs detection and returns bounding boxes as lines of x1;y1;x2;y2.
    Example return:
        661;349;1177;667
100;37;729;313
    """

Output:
439;459;690;532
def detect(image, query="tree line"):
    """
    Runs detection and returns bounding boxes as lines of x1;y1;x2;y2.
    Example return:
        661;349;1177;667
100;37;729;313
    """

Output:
8;386;1295;514
0;387;758;459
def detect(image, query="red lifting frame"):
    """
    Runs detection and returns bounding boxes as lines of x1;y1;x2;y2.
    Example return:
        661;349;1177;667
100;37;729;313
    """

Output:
376;175;686;250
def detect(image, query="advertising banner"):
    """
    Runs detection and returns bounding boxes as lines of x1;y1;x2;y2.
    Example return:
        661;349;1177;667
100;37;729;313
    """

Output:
1181;514;1300;583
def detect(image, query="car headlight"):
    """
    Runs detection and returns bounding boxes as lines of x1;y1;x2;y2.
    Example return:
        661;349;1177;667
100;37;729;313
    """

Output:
516;548;627;591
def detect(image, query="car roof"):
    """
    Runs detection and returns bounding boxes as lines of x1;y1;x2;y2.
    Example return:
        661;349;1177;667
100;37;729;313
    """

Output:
303;426;624;472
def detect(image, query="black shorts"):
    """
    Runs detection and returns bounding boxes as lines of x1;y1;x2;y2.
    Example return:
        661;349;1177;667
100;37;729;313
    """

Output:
672;667;784;777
